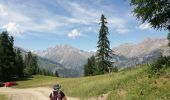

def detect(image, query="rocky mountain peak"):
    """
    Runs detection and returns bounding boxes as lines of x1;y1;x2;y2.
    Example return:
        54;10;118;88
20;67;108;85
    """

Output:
113;38;168;58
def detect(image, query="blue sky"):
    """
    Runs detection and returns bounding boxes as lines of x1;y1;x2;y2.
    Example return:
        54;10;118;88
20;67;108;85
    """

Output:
0;0;168;51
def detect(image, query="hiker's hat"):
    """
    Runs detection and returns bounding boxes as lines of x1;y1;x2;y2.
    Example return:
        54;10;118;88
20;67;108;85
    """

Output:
53;84;61;91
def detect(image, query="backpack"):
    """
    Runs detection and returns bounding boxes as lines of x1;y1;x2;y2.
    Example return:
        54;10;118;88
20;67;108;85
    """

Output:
51;90;62;100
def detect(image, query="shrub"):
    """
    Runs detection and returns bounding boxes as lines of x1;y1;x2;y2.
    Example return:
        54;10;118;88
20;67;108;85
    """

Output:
148;56;170;77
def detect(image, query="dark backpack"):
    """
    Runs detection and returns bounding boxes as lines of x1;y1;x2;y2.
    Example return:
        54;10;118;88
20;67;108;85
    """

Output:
51;90;61;100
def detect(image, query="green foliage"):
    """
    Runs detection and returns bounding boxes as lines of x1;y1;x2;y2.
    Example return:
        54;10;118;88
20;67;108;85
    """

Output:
24;51;38;76
96;14;113;74
148;56;170;77
112;66;118;72
15;48;24;78
24;66;32;77
131;0;170;78
168;32;170;46
130;0;170;31
54;70;59;77
0;31;16;81
0;31;50;80
84;56;99;76
37;68;54;76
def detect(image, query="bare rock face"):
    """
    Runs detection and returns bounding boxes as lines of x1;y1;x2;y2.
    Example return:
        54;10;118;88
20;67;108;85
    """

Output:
113;38;169;68
34;44;94;67
113;38;168;58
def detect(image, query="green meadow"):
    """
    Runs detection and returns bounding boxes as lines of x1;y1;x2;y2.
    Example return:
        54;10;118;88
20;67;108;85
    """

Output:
12;65;170;99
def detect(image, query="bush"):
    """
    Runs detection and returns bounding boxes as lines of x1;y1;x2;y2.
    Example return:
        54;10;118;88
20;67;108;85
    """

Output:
112;66;118;72
24;67;32;77
148;56;170;77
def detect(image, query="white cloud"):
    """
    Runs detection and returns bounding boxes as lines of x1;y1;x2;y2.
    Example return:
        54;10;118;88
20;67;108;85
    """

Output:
108;17;131;34
68;29;82;39
108;17;125;28
0;4;59;35
139;23;152;30
0;4;8;16
45;20;58;30
87;27;98;33
116;28;130;34
63;2;131;35
68;2;97;18
0;1;132;37
29;19;59;32
0;4;30;22
88;48;97;52
2;22;24;37
65;2;99;25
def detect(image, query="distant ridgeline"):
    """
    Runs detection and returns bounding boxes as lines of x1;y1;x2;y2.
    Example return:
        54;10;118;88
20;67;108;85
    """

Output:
18;38;168;77
17;47;83;77
34;38;168;77
113;38;169;69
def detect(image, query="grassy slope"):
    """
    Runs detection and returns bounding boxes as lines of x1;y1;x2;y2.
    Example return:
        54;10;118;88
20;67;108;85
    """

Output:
107;67;170;100
14;65;170;99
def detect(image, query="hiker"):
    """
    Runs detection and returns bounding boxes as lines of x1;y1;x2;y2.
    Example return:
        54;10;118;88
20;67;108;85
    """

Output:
49;84;67;100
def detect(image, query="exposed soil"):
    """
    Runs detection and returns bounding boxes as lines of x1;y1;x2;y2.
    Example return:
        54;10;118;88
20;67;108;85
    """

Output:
0;87;109;100
0;87;79;100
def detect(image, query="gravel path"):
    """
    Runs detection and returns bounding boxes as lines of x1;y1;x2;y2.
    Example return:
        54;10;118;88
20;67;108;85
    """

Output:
0;87;79;100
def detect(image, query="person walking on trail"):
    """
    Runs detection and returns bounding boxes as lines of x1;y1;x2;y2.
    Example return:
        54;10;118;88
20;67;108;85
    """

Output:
49;84;67;100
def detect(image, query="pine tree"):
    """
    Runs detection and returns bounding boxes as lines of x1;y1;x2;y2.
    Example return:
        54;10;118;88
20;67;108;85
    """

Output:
15;48;24;78
84;56;98;76
24;52;33;76
54;70;59;77
84;58;90;76
0;31;16;81
24;52;32;69
168;32;170;46
31;56;38;74
96;14;113;74
42;69;47;76
24;51;38;76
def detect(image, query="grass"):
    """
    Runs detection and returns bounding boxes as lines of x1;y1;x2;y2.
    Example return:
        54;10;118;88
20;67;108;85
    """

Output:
0;94;8;100
13;65;170;99
107;66;170;100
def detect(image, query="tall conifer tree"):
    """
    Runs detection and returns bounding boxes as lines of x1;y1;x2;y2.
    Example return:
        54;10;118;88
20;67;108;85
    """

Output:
15;48;24;78
24;51;38;75
0;31;16;81
96;14;113;74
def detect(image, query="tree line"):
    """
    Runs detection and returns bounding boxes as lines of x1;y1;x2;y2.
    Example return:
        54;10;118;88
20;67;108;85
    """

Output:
0;31;58;82
37;68;59;77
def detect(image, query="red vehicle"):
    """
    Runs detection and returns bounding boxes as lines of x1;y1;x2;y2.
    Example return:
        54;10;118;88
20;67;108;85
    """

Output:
4;82;17;87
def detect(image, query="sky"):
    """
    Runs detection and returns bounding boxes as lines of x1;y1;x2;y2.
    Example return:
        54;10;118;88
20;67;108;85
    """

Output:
0;0;168;51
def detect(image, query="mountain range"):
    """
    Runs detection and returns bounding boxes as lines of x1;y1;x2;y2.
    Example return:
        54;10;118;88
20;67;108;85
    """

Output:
34;45;94;68
113;38;169;69
20;38;169;77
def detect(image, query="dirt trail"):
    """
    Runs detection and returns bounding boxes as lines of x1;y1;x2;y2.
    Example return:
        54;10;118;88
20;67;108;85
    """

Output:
0;87;109;100
0;87;79;100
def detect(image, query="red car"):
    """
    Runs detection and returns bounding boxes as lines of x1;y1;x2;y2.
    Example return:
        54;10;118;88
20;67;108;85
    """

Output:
4;82;17;87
